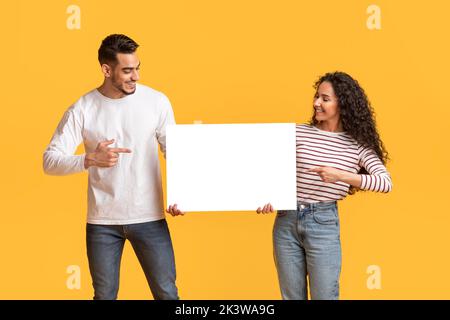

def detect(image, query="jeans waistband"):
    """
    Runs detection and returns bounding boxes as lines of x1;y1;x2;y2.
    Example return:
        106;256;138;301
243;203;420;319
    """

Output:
297;201;337;210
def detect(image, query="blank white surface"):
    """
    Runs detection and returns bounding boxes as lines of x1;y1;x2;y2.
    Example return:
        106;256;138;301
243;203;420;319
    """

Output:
166;123;297;212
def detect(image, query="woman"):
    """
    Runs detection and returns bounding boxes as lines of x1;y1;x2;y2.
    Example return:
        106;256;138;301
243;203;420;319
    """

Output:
257;71;392;300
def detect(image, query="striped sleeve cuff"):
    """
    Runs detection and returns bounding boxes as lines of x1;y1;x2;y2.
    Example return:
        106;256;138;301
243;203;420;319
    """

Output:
360;174;392;193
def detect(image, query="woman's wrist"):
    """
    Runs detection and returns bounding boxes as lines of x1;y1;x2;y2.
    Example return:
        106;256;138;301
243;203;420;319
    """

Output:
339;171;362;188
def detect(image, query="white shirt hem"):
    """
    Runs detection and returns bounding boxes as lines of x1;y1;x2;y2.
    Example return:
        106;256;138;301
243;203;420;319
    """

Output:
86;215;165;225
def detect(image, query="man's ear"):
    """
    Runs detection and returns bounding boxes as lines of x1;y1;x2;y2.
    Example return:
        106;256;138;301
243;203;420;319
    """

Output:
101;63;112;78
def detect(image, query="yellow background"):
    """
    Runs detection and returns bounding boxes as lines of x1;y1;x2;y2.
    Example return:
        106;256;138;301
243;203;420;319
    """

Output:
0;0;449;299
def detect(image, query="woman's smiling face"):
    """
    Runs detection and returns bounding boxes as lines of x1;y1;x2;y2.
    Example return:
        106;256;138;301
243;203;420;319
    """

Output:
313;81;340;123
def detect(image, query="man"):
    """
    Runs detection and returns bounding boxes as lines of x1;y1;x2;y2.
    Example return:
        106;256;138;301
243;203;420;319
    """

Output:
43;34;182;300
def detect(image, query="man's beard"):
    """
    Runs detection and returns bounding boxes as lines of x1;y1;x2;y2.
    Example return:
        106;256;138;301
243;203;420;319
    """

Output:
112;79;136;96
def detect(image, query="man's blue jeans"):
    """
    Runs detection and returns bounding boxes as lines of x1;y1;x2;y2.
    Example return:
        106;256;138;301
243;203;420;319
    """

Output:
273;201;342;300
86;219;178;300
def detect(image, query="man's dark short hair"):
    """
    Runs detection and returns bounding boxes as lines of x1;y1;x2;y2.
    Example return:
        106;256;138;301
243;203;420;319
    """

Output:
98;34;139;65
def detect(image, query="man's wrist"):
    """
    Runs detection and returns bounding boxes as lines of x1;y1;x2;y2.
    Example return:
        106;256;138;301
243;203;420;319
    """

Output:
84;152;96;169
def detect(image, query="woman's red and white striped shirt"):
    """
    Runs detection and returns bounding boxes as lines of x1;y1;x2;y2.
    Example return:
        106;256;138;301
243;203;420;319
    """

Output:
296;124;392;203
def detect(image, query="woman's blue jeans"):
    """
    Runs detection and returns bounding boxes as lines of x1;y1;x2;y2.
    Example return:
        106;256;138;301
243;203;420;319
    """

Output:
273;201;342;300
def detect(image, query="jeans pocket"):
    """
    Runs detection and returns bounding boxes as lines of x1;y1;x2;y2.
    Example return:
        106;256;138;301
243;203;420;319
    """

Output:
276;210;288;217
312;207;338;225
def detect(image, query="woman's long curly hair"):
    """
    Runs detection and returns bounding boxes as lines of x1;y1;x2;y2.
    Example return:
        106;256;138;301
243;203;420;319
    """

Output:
309;71;389;194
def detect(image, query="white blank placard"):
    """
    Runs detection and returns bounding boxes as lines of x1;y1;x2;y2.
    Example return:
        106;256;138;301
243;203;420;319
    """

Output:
166;123;297;212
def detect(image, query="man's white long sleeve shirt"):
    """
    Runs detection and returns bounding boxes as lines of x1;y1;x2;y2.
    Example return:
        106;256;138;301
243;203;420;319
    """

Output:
43;84;175;225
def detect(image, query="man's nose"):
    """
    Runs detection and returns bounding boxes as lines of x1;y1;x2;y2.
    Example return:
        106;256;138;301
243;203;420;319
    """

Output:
131;70;140;81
